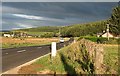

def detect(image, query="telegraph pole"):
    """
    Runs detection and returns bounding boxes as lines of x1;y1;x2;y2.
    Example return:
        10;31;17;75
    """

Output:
106;24;109;40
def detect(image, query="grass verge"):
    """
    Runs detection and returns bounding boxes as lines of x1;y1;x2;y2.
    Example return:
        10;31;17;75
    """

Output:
103;44;118;74
18;46;69;74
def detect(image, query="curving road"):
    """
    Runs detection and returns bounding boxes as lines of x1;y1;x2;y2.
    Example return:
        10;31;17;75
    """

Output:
2;38;74;72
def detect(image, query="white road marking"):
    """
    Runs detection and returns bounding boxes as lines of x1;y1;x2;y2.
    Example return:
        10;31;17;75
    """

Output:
17;50;26;53
37;47;42;48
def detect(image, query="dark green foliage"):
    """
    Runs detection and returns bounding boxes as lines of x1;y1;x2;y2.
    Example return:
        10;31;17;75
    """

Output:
78;36;98;42
78;36;107;43
60;53;77;75
78;44;94;74
109;5;120;35
40;32;55;38
61;21;107;37
78;36;118;44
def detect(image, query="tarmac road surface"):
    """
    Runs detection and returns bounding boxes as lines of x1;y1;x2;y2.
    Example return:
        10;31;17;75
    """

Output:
2;38;74;72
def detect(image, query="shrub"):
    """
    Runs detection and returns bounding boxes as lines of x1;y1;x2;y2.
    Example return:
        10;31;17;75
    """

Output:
62;39;103;74
78;36;118;44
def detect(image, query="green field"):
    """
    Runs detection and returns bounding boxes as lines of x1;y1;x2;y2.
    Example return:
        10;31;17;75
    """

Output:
103;45;118;74
27;32;52;36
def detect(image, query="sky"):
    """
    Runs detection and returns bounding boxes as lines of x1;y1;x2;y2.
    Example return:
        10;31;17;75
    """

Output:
1;2;118;30
2;0;120;2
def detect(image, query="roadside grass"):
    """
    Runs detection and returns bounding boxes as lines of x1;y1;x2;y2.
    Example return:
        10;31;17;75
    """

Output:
19;44;84;74
34;46;73;74
18;46;69;74
103;45;118;74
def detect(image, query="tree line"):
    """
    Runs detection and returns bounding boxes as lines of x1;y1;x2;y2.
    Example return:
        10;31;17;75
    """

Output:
108;3;120;36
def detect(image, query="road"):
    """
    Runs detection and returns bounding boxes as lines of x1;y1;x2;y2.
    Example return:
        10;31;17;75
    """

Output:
2;38;74;72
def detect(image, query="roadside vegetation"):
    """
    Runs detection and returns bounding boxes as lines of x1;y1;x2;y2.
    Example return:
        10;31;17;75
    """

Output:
18;39;95;74
18;38;118;74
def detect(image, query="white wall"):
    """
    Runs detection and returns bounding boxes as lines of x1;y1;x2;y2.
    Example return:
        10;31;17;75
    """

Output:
102;33;114;38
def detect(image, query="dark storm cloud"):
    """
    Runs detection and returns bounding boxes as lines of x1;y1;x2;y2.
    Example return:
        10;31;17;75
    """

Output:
2;2;117;18
2;2;118;30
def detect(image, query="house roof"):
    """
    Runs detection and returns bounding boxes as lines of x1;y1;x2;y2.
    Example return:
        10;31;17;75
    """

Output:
97;32;114;36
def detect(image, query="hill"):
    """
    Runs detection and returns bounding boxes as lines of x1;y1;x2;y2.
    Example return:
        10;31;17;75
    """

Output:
60;20;107;37
12;26;61;33
11;26;61;37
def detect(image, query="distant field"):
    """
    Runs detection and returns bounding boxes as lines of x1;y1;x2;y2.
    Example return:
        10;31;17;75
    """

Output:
1;37;59;49
1;37;69;49
27;32;52;36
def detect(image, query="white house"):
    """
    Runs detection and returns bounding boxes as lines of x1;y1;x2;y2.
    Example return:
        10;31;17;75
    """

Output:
97;32;114;38
3;34;11;37
102;32;114;38
3;34;14;37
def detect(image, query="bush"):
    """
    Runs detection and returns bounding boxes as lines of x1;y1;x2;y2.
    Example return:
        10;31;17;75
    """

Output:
78;36;118;44
78;36;98;42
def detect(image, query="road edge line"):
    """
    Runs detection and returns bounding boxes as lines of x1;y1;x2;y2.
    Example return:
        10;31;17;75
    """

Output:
1;53;51;75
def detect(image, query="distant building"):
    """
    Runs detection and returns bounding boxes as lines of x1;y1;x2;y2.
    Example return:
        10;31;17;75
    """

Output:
97;32;114;38
3;32;37;38
97;33;103;37
3;34;14;37
102;32;114;38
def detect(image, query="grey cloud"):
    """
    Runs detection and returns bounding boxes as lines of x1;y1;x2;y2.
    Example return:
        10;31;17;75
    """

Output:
2;2;118;30
2;2;117;18
2;0;120;2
